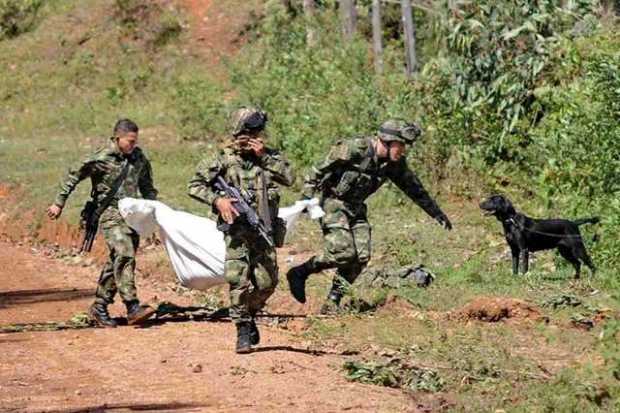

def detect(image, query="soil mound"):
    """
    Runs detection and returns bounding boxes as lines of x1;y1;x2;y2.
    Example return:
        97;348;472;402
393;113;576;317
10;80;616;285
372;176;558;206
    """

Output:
454;296;542;323
377;295;418;315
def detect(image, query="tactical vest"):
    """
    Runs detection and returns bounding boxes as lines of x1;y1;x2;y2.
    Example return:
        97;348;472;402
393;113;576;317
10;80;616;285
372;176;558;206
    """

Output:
327;138;389;204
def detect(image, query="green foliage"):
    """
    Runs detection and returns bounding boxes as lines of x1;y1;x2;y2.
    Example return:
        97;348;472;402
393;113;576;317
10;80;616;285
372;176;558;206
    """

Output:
171;74;228;140
343;359;445;392
0;0;42;40
429;0;599;164
532;46;620;267
517;367;619;411
599;320;620;382
114;0;183;49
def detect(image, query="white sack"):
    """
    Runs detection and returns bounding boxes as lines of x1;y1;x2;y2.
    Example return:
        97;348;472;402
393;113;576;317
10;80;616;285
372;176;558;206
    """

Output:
118;198;323;291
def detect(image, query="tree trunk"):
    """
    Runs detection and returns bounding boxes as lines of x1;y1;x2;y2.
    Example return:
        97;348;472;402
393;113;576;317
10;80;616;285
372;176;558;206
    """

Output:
372;0;383;74
340;0;357;41
303;0;317;47
401;0;417;78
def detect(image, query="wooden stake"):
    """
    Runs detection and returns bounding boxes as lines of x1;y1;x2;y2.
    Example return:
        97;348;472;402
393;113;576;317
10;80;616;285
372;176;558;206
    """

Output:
372;0;383;74
401;0;417;78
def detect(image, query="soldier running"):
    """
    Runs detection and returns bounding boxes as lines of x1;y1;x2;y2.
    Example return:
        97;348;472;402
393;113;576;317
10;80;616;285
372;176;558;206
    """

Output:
47;119;158;327
188;107;294;353
287;119;452;313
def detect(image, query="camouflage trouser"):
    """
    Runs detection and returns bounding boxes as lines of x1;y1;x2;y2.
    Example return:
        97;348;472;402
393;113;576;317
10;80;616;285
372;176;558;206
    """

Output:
312;198;371;285
224;225;278;324
94;208;139;306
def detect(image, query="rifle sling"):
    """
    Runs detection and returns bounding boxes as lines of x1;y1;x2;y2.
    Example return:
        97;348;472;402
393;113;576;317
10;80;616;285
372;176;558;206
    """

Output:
93;158;131;218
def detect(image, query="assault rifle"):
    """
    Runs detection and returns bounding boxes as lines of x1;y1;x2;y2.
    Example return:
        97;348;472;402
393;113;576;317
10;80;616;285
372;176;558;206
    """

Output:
214;176;274;248
80;201;100;253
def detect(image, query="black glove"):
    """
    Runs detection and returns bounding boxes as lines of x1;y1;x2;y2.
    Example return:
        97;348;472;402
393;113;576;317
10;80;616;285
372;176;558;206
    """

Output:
435;213;452;231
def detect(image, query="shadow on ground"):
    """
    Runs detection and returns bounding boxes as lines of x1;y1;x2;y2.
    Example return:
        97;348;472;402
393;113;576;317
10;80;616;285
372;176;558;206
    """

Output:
38;402;210;413
0;288;93;308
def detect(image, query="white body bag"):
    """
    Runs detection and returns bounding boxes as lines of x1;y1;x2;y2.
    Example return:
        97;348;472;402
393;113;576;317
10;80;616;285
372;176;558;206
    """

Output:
118;198;324;291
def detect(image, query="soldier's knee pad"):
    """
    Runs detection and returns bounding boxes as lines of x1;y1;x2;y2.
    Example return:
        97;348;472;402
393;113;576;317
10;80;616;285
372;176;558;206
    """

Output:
225;259;248;286
253;266;277;291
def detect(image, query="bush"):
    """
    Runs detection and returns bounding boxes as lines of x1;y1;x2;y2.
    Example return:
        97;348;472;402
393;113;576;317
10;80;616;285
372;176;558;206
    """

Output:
0;0;43;40
171;74;228;140
531;46;620;267
114;0;183;49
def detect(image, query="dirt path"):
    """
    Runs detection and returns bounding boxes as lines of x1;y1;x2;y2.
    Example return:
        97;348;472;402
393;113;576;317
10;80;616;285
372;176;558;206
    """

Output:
0;241;417;412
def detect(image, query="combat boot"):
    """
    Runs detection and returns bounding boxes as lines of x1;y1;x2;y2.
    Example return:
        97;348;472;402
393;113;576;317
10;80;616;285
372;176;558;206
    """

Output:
319;287;343;315
249;318;260;345
89;302;117;328
236;322;252;354
286;259;317;303
125;300;156;325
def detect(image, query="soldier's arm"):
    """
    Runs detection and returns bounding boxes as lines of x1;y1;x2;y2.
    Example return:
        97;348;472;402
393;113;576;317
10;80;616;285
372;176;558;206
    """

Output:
187;153;225;208
302;141;351;199
261;150;295;187
53;154;97;208
138;158;158;200
387;159;447;220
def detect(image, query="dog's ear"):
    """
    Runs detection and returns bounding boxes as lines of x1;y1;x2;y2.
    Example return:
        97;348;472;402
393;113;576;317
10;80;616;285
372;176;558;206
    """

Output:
498;196;516;215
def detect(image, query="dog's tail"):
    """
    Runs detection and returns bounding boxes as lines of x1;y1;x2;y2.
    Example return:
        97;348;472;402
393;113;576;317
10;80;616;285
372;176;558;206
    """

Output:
574;217;600;226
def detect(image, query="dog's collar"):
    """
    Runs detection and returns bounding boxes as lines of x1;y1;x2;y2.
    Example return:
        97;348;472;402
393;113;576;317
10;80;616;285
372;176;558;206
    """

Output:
503;217;519;227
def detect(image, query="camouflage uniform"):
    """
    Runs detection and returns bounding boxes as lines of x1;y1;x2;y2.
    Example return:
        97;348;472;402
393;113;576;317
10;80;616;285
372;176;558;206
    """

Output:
292;131;449;305
54;137;158;307
188;146;294;324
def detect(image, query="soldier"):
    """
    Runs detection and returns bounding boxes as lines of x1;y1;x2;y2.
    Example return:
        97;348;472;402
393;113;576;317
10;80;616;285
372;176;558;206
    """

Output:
46;119;158;327
188;107;294;354
287;119;452;312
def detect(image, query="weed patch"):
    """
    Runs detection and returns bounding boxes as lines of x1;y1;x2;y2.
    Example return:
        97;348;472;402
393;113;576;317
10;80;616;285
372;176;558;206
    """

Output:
0;0;42;40
343;358;445;393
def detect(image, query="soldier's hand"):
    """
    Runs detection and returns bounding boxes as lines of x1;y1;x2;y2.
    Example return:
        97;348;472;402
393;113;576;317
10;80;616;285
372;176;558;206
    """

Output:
248;138;266;157
47;204;63;220
215;197;240;224
435;213;452;231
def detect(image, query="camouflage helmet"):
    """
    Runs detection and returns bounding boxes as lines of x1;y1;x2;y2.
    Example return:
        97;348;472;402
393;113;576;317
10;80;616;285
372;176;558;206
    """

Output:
230;107;268;137
377;119;422;145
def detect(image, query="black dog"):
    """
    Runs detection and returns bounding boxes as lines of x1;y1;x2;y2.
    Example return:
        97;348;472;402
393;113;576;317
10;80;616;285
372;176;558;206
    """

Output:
480;195;598;278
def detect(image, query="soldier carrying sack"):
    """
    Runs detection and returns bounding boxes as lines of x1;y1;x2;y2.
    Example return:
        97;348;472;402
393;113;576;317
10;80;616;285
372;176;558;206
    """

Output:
188;107;295;354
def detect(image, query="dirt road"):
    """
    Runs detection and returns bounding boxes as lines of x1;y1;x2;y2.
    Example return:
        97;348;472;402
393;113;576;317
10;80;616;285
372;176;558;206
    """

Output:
0;241;416;412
